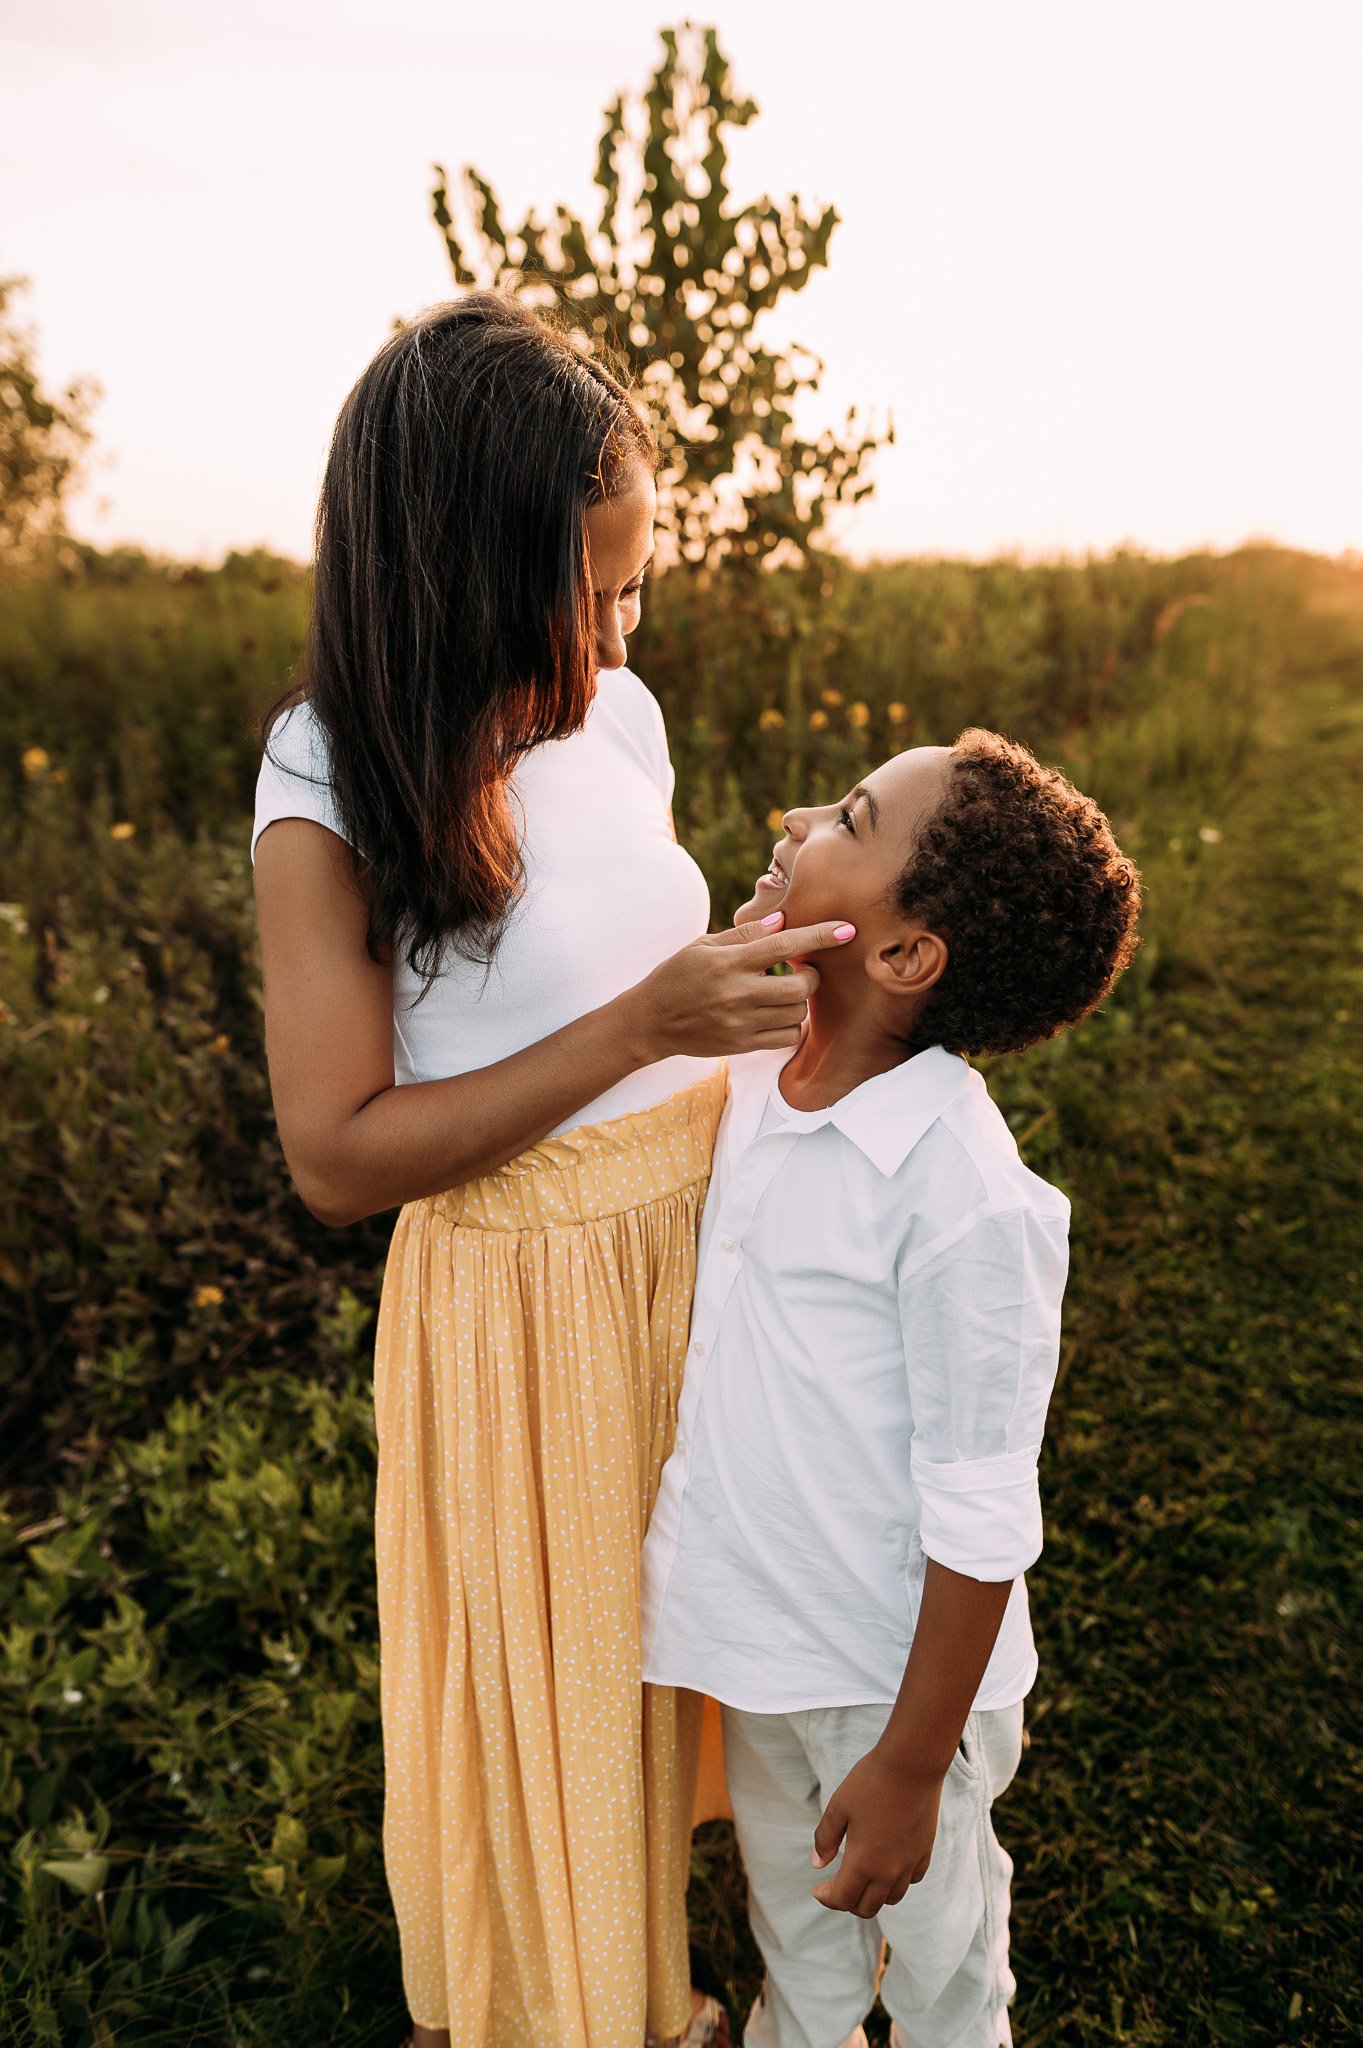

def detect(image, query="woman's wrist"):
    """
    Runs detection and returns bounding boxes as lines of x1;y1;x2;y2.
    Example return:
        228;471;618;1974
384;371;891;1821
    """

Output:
604;978;666;1068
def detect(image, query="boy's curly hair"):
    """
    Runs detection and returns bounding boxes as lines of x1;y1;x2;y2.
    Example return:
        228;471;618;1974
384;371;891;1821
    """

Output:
894;729;1142;1058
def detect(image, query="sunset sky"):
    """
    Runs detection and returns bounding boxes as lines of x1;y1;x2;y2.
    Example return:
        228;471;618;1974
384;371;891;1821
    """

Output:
4;0;1361;564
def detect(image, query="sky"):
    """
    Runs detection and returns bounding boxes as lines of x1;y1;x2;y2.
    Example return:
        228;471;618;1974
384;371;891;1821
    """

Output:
3;0;1361;564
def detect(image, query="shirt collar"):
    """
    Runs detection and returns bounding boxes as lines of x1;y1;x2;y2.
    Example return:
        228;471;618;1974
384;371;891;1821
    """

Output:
747;1043;977;1178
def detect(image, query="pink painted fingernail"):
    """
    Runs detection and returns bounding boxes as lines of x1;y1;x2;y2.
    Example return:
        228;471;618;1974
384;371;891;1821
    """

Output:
833;923;857;941
761;911;785;928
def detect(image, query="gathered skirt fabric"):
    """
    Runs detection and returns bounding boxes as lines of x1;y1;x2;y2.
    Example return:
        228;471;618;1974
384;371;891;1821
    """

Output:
373;1067;727;2046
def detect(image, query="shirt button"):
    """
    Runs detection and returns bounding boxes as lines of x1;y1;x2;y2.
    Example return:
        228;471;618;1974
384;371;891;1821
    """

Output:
720;1238;736;1254
692;1339;706;1357
675;1432;689;1454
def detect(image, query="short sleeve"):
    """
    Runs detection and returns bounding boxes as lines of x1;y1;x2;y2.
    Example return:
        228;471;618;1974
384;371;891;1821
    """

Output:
898;1203;1070;1580
251;701;349;863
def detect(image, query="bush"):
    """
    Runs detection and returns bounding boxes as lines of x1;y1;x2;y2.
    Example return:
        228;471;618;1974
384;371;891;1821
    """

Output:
0;770;391;1485
2;1338;394;2043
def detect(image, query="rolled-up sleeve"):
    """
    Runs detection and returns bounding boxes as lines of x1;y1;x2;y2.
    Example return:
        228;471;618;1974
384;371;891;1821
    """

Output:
898;1203;1070;1581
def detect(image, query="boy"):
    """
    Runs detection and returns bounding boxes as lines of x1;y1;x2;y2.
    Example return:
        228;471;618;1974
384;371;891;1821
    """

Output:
641;731;1141;2048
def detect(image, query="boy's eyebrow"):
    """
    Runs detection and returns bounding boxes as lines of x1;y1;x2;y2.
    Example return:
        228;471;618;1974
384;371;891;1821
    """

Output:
851;784;880;831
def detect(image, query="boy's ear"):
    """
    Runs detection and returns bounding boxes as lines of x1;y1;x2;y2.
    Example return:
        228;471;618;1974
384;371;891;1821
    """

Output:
866;925;949;999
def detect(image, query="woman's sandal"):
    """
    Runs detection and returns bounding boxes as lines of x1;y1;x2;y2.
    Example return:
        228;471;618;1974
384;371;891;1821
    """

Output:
645;1990;731;2047
678;1992;730;2046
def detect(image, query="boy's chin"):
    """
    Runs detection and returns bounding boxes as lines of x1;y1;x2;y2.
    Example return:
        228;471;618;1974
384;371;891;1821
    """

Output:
734;886;780;927
735;883;812;930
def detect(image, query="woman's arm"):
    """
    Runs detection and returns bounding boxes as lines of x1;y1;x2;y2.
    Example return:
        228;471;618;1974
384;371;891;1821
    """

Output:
255;818;853;1227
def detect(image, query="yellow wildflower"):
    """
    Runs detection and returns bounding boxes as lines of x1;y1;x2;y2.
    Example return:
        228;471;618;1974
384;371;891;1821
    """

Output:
194;1283;225;1309
1198;825;1222;845
887;702;909;725
110;821;136;842
847;701;870;729
808;709;829;732
766;808;785;834
757;708;786;732
22;746;50;779
210;1033;231;1057
820;687;844;707
53;767;69;784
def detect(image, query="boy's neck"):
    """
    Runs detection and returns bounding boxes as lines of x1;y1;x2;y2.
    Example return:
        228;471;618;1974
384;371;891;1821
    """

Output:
778;982;914;1111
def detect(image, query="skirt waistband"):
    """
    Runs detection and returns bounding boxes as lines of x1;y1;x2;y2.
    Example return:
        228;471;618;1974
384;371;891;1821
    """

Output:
422;1064;727;1232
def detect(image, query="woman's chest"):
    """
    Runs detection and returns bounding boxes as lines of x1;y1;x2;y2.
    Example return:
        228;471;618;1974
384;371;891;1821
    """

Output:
515;718;702;929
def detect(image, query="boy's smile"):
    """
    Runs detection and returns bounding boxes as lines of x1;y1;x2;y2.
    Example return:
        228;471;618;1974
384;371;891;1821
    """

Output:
743;745;955;937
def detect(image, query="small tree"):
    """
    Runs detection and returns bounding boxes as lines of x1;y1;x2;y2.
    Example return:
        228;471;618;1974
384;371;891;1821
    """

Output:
0;278;97;571
433;22;888;570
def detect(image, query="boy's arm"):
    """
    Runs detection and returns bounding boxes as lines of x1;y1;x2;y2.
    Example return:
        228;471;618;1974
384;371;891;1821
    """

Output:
811;1560;1012;1915
812;1200;1069;1918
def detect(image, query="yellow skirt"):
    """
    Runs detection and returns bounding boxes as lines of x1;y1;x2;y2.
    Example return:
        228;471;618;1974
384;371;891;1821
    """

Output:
373;1067;728;2046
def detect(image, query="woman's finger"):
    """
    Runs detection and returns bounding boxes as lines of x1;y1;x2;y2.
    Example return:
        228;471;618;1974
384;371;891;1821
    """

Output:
747;919;857;966
710;918;856;966
745;1002;810;1034
747;982;814;1016
740;965;816;1005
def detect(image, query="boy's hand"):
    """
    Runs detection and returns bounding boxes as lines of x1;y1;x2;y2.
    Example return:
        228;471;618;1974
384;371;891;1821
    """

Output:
811;1743;946;1917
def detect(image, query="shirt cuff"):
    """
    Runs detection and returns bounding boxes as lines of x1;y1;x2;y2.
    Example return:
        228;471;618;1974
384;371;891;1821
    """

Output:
910;1446;1043;1580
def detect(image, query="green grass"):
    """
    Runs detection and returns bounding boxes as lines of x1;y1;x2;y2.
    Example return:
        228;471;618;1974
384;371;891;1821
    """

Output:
692;592;1363;2045
1;548;1360;2044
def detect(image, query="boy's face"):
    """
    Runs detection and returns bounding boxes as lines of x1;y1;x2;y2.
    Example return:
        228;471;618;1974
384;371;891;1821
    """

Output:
740;745;955;933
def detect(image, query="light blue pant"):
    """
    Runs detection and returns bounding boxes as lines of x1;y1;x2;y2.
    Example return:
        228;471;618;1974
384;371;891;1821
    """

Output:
723;1700;1024;2048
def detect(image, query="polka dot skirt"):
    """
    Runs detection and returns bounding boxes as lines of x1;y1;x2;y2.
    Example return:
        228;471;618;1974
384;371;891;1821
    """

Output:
373;1066;728;2044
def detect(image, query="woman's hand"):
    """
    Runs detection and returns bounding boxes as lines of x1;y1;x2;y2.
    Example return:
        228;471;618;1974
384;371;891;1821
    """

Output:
622;913;856;1060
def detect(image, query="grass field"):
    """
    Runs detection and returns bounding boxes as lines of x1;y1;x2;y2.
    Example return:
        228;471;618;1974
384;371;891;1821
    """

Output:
693;572;1363;2046
1;548;1360;2045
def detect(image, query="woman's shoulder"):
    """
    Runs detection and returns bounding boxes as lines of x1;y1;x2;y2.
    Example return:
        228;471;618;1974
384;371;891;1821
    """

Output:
260;696;332;781
595;663;666;730
252;697;347;861
592;666;672;800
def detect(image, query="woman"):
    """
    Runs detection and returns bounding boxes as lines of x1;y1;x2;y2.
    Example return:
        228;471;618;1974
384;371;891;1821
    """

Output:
251;294;853;2048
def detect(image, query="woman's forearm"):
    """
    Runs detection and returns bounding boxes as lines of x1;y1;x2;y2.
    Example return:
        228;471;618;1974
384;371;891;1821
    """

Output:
293;983;660;1226
258;819;839;1226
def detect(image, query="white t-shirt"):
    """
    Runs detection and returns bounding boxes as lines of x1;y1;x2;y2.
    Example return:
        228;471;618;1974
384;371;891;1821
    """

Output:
251;668;718;1136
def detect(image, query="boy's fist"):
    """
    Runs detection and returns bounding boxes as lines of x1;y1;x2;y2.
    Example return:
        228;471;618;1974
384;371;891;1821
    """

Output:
811;1743;945;1919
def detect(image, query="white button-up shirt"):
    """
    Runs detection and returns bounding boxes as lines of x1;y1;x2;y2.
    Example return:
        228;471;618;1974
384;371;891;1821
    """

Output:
640;1045;1071;1713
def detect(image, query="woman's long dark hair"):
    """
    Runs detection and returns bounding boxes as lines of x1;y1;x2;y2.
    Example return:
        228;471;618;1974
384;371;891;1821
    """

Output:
261;292;656;982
